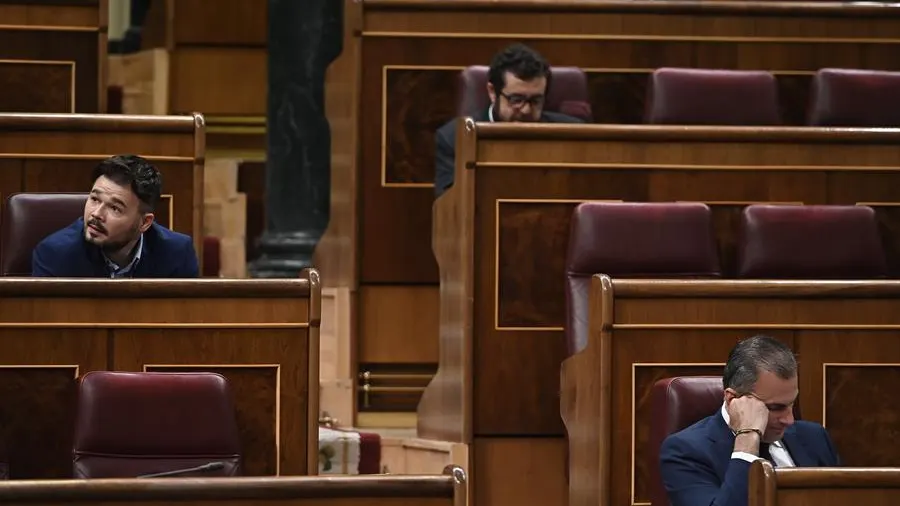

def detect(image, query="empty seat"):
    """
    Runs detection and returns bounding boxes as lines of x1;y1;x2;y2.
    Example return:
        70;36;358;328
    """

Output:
457;65;593;121
737;204;887;278
565;202;721;354
73;371;241;478
645;68;781;125
0;193;87;275
808;68;900;126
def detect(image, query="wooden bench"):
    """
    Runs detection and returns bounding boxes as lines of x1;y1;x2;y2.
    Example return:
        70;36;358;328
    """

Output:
0;0;104;112
749;461;900;506
0;466;466;506
0;270;320;478
422;120;900;506
0;112;204;258
562;276;900;506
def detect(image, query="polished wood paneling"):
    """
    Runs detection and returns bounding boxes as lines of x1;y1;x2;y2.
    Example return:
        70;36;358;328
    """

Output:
356;0;900;288
0;466;466;506
0;330;105;479
0;61;73;113
473;438;568;506
0;0;104;112
823;365;900;467
422;123;900;444
562;278;900;506
0;113;204;256
749;462;900;506
0;273;320;478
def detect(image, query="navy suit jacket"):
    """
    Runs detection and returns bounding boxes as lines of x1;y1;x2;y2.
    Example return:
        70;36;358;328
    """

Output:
660;412;840;506
32;218;199;278
433;107;583;198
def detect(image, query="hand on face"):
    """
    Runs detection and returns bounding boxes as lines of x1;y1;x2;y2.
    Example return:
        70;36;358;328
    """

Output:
727;393;769;433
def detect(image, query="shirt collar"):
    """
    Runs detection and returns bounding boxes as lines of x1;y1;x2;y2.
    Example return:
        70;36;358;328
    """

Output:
103;233;143;277
488;104;495;122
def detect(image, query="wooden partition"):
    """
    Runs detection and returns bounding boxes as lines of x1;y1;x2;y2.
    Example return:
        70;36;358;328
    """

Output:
0;271;320;479
121;0;266;158
322;0;900;420
0;466;466;506
749;461;900;506
420;120;900;506
0;0;106;113
562;276;900;506
0;113;204;256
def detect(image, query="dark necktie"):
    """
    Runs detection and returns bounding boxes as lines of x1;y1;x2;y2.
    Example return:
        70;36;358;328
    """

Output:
759;442;775;466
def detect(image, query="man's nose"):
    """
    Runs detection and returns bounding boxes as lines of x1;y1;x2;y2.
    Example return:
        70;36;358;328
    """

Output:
780;410;795;426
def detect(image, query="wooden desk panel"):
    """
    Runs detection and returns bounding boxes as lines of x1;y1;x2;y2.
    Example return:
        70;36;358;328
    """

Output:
0;0;105;112
0;466;466;506
562;277;900;506
423;122;900;440
0;113;204;256
0;272;320;479
749;462;900;506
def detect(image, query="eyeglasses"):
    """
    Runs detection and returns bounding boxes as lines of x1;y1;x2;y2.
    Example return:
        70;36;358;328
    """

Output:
500;92;545;109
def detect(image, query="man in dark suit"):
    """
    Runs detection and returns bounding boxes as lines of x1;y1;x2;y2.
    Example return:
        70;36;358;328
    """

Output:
660;335;840;506
433;43;583;198
32;154;198;278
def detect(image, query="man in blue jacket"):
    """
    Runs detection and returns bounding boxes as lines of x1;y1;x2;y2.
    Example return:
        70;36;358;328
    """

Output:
660;335;840;506
32;154;198;278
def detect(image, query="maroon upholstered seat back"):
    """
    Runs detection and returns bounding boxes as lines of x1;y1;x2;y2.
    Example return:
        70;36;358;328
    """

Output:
737;204;887;278
73;371;241;478
648;377;724;506
457;65;593;121
645;68;781;125
0;193;87;275
809;68;900;126
565;202;721;355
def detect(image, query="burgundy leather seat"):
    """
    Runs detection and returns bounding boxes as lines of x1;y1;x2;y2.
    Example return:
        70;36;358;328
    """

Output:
73;371;241;478
737;204;887;278
809;68;900;126
0;193;87;275
457;65;593;121
645;68;781;125
648;377;724;506
565;202;721;355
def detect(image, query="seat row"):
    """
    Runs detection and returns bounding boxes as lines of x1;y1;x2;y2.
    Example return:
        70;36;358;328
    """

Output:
458;66;900;126
565;202;887;354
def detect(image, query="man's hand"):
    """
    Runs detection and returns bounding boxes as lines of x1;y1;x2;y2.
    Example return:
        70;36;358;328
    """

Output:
727;394;769;453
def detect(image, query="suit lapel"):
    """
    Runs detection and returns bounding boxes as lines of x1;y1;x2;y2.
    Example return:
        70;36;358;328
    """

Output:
709;413;738;479
782;430;815;467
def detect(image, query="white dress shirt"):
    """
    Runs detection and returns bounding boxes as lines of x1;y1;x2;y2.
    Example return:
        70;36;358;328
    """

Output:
721;402;795;467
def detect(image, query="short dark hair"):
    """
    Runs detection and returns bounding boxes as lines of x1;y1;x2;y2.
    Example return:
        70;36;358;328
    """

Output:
487;43;551;94
90;154;162;213
723;335;797;393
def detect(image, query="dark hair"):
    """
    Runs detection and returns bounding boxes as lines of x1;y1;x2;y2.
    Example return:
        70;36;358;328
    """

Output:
723;335;797;393
90;154;162;213
487;43;552;94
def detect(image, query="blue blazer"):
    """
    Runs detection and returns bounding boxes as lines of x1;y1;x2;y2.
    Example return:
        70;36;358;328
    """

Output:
660;412;840;506
32;218;199;278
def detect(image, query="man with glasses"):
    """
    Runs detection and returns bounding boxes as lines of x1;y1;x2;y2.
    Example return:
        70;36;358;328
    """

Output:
433;43;582;198
659;335;840;506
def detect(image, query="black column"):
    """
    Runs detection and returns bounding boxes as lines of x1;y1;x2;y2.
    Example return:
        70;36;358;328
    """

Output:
249;0;343;278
